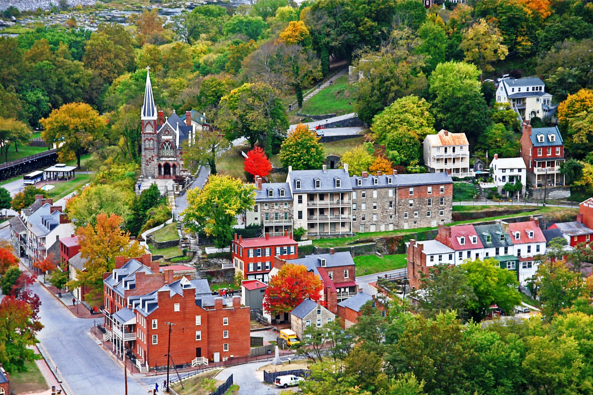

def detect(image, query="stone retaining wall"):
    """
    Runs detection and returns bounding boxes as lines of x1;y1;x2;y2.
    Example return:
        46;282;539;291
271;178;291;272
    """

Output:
0;0;96;11
529;187;571;200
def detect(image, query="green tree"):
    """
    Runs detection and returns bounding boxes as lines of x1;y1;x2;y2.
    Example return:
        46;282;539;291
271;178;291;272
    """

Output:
434;89;490;146
0;297;42;373
67;184;133;227
226;40;258;74
537;15;593;53
127;184;163;236
182;128;229;176
535;260;587;320
0;188;11;210
279;124;325;170
223;15;268;40
40;102;106;168
343;346;386;393
0;37;24;90
83;24;135;85
0;118;30;163
393;0;427;30
296;323;331;362
182;175;257;248
180;5;229;43
416;21;448;74
459;19;508;80
107;104;141;162
325;319;354;361
48;267;69;291
0;266;21;296
560;159;584;185
462;258;522;321
354;29;427;124
340;145;374;176
490;103;521;132
477;123;521;158
251;0;289;20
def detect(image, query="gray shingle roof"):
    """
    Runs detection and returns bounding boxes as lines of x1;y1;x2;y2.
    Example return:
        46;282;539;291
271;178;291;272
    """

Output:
554;221;593;237
22;198;45;217
113;307;136;324
141;70;157;120
9;216;26;234
393;172;453;187
288;169;353;193
69;252;88;271
192;279;212;296
503;77;545;87
543;228;564;244
289;252;355;276
508;91;548;99
26;204;61;236
337;291;372;312
255;182;293;202
351;174;396;189
0;369;8;384
474;224;514;248
530;126;563;147
291;299;318;319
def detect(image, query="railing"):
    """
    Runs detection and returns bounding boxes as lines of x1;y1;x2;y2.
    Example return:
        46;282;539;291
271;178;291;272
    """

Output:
0;148;57;170
263;218;293;224
307;215;351;221
192;357;208;367
534;167;559;174
307;200;349;207
432;153;466;159
336;291;358;301
113;326;136;341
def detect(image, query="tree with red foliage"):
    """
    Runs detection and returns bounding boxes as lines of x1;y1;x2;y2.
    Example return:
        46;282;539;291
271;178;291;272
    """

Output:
0;247;18;275
244;146;272;178
33;253;56;282
263;264;323;318
0;296;43;373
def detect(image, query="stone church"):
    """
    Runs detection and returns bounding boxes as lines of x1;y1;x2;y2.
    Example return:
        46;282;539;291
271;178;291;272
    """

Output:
141;69;196;179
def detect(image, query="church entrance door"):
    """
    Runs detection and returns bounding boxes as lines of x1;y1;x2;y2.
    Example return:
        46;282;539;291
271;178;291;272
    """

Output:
163;163;171;177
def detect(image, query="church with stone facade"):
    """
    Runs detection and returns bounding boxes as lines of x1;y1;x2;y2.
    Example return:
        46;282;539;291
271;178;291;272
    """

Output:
141;69;200;179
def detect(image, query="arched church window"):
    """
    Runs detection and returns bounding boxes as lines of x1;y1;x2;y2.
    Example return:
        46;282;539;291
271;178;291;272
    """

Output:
161;141;174;157
145;123;153;133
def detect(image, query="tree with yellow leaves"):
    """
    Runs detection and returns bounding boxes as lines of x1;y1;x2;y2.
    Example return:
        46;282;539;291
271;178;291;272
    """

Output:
459;19;508;81
518;0;551;20
277;21;311;46
341;145;374;176
369;156;393;176
279;124;325;170
558;89;593;158
558;89;593;125
69;213;145;297
40;103;106;168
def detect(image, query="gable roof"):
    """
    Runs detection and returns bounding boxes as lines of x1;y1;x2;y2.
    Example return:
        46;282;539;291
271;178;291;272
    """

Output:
490;157;526;169
243;280;267;291
502;77;545;88
288;252;355;277
69;252;88;271
543;228;565;244
508;220;546;244
60;235;79;248
255;182;292;202
9;215;27;234
337;291;372;312
474;224;514;248
425;130;469;147
393;172;453;187
22;198;45;217
530;126;563;147
288;168;353;193
291;299;319;319
351;174;397;189
449;225;484;250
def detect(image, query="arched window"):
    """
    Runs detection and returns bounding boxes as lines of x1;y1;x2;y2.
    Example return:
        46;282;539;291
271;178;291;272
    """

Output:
144;139;153;149
144;123;153;133
161;141;174;157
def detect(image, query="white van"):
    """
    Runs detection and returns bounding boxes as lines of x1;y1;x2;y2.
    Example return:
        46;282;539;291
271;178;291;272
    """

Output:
274;374;304;388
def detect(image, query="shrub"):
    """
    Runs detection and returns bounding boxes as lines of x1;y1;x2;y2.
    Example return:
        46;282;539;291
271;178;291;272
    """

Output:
453;183;477;202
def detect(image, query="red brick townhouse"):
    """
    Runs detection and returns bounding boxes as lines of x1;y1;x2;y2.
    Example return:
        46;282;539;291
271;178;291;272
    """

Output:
103;255;250;370
0;365;9;395
580;198;593;231
231;232;298;283
269;250;357;317
519;120;566;188
337;292;380;328
59;236;80;266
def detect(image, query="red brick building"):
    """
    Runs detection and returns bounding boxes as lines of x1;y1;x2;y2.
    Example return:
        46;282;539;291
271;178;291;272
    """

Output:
59;236;80;266
231;232;298;283
580;198;593;230
337;292;383;328
270;250;357;316
103;255;250;370
0;366;9;395
519;121;565;188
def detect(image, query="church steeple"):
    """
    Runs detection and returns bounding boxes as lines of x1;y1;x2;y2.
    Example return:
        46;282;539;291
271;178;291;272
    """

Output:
141;67;157;121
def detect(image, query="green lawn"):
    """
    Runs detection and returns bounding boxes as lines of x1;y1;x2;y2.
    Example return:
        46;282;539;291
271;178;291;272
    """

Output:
323;136;366;157
0;145;47;164
149;244;182;258
10;359;49;394
218;145;248;181
45;173;91;200
453;205;540;212
294;75;356;116
171;369;221;395
153;222;179;242
211;283;240;291
354;254;407;276
65;153;92;169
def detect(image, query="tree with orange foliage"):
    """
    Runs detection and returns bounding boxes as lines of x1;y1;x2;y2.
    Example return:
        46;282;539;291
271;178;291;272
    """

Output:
33;253;56;282
68;213;145;296
0;247;18;275
244;147;272;178
263;264;323;318
129;9;166;45
518;0;551;20
277;21;311;46
369;156;393;176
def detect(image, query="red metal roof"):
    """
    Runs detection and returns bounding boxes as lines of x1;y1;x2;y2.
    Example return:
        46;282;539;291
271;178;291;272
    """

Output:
316;267;336;292
334;281;357;288
60;236;79;247
242;280;267;291
508;221;546;244
233;235;297;248
449;225;484;250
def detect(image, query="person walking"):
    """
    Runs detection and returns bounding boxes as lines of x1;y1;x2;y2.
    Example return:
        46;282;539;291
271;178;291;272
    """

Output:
155;383;159;393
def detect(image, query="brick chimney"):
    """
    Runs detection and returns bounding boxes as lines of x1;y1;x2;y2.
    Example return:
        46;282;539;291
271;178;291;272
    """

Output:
50;206;62;214
376;171;382;176
239;235;242;243
322;164;327;173
362;171;368;178
141;254;152;267
150;260;160;273
165;269;174;284
577;213;584;223
265;233;269;240
185;110;192;126
255;176;262;190
232;296;241;309
115;256;128;269
59;213;70;224
41;198;53;206
214;297;223;310
435;224;453;248
329;248;335;255
234;233;238;241
530;216;540;228
158;110;164;127
290;232;293;239
284;230;288;237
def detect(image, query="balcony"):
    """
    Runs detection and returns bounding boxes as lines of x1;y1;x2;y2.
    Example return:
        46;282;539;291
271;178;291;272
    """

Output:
432;153;466;159
113;326;136;341
308;215;351;221
307;199;349;207
336;291;358;302
263;217;293;225
534;167;559;174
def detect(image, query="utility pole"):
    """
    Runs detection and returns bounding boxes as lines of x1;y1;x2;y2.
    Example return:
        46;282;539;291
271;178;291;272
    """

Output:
165;322;175;393
124;342;128;395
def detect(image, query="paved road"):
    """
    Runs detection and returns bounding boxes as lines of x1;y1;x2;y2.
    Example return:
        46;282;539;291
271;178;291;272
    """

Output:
453;200;578;208
33;281;148;395
356;268;407;296
174;165;210;215
0;225;10;242
3;178;26;197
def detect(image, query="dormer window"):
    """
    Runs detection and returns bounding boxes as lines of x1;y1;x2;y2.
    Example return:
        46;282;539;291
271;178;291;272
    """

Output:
548;134;555;142
537;134;544;143
500;233;505;241
527;230;534;239
335;179;341;188
515;232;520;240
267;189;273;197
387;177;392;184
459;236;465;245
486;235;491;243
295;180;301;189
357;178;362;186
315;179;320;188
280;189;285;197
373;178;378;185
319;258;326;267
471;236;477;244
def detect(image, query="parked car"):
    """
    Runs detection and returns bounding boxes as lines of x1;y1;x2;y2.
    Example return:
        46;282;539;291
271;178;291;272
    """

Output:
275;374;304;388
515;306;530;314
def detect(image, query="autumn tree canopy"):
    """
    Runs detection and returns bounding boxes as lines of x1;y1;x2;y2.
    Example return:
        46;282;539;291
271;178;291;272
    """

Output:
244;146;272;178
279;124;325;170
0;247;19;275
263;263;323;317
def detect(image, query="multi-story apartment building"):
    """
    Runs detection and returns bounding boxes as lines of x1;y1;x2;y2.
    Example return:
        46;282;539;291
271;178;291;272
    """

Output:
269;250;357;316
103;255;250;369
245;177;293;236
10;195;74;263
407;218;546;287
289;165;354;238
519;121;565;188
423;130;472;177
489;155;527;197
496;76;555;121
350;171;397;232
231;233;298;282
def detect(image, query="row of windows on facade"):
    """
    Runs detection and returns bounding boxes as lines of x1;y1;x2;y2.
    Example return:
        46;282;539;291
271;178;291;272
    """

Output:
535;147;561;156
457;231;535;246
402;210;445;219
292;179;448;190
306;317;332;327
435;146;466;153
243;261;272;272
137;315;229;343
233;245;296;258
255;202;290;212
436;158;466;165
430;245;540;262
510;86;544;93
428;252;536;270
